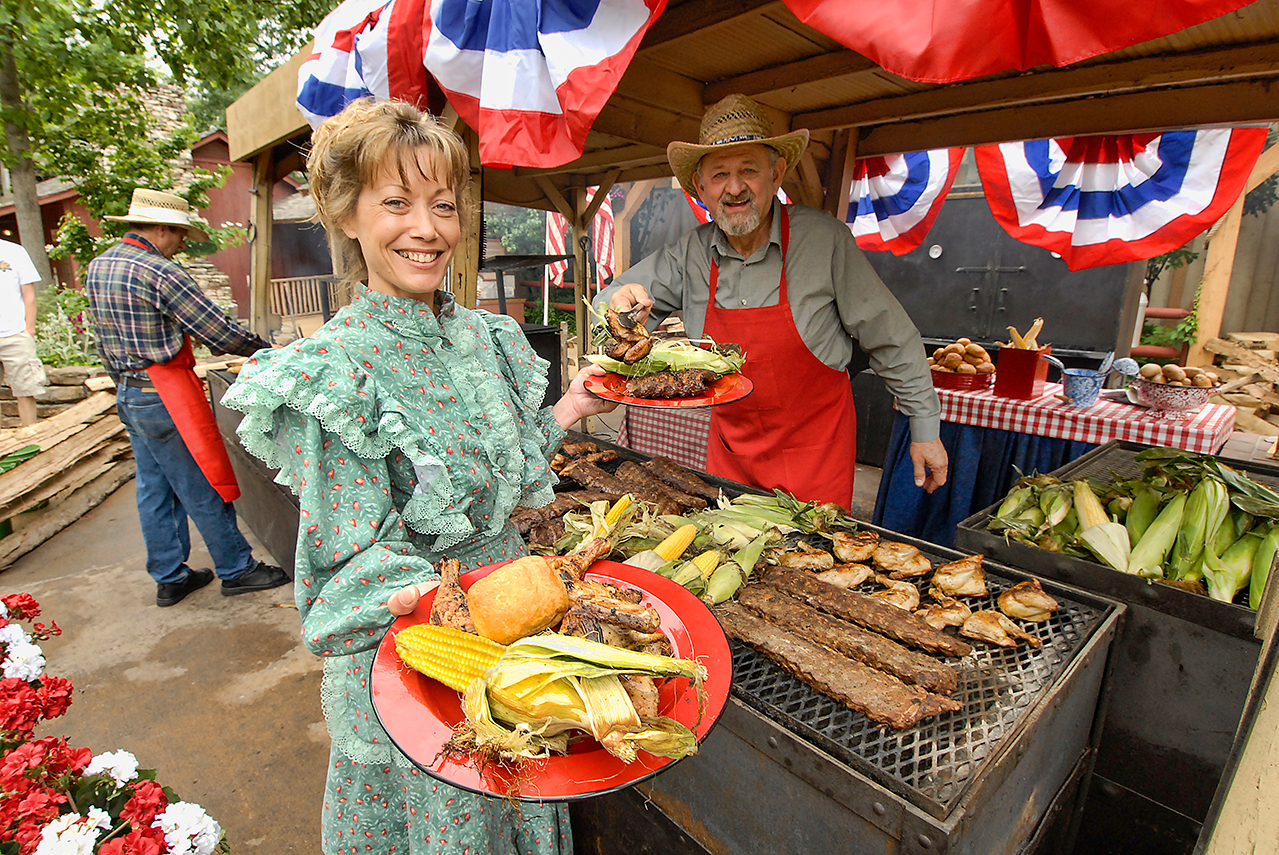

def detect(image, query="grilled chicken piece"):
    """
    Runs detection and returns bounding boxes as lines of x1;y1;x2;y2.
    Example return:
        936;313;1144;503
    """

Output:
998;579;1060;622
774;541;836;572
604;308;654;364
915;593;972;631
872;541;933;579
620;674;660;717
558;603;606;642
961;610;1041;648
868;574;921;611
428;557;476;633
831;530;880;563
931;554;988;597
569;579;663;633
550;536;612;583
813;563;874;589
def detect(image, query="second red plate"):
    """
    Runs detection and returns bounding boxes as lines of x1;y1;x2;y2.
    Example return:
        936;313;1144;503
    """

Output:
584;372;753;409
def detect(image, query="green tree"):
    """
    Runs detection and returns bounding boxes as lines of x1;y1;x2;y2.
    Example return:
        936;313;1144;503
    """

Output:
0;0;329;279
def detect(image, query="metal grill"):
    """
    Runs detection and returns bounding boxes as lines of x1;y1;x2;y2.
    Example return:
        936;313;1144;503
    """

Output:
728;559;1106;820
1054;440;1279;490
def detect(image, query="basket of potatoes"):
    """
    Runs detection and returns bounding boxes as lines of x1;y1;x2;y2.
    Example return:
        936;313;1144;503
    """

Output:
1130;362;1221;419
928;338;996;390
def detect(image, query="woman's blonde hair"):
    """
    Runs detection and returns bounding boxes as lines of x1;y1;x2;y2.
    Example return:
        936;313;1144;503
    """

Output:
306;97;473;286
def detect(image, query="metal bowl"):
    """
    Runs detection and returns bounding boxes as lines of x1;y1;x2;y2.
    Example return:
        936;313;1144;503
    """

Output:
1130;376;1215;419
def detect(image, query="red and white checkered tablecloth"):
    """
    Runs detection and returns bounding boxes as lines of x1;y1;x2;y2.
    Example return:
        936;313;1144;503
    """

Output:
616;407;711;470
938;383;1236;454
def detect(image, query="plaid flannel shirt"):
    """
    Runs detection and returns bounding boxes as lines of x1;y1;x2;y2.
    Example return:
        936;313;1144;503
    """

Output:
85;234;269;379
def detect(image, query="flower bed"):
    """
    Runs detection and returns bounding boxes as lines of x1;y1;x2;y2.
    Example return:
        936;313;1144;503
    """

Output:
0;594;226;855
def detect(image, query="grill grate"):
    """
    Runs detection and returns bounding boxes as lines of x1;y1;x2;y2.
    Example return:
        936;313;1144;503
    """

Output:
1053;440;1279;490
729;559;1105;819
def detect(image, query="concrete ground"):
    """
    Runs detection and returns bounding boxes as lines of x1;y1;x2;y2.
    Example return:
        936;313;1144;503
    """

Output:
4;420;883;852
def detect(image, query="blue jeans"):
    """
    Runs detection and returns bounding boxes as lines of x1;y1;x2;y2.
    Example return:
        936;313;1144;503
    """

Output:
116;384;255;585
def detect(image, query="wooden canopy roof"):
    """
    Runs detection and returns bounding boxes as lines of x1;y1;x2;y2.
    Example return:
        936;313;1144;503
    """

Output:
226;0;1279;340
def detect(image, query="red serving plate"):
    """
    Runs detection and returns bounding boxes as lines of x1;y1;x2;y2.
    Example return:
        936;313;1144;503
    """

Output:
584;372;753;409
932;369;995;391
370;560;732;802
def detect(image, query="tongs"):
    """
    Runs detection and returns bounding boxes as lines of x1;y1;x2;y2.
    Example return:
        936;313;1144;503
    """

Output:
614;304;646;328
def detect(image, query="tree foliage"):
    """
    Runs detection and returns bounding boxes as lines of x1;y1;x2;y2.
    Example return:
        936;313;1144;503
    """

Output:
0;0;330;274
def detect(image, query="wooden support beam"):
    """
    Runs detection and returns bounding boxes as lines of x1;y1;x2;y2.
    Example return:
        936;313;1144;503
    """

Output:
248;151;275;338
571;187;591;353
639;0;783;48
614;179;659;272
453;125;482;309
582;170;622;225
706;51;878;103
826;128;859;220
794;150;825;209
1189;145;1279;365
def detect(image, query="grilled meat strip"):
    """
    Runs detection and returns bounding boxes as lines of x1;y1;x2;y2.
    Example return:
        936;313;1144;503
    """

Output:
559;460;630;498
551;449;618;472
625;368;719;399
641;456;721;502
615;461;707;510
738;586;957;695
764;567;973;658
528;520;565;548
717;603;962;729
561;441;602;458
511;490;615;535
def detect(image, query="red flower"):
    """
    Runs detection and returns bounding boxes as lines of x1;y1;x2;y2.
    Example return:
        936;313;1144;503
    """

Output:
98;827;167;855
1;595;39;622
120;779;168;827
29;621;60;642
0;680;41;735
35;677;73;719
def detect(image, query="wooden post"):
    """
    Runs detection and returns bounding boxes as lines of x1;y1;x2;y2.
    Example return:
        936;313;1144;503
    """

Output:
571;185;590;355
829;128;860;224
452;124;482;309
1188;144;1279;365
247;151;275;339
614;179;658;272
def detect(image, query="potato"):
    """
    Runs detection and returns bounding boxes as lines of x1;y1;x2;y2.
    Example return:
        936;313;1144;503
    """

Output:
1163;364;1187;382
1182;365;1203;377
957;337;971;346
1205;371;1219;383
956;362;978;374
1192;374;1212;387
965;342;987;357
932;363;954;373
975;361;996;374
1139;363;1162;379
944;343;965;356
942;352;964;369
963;352;986;365
932;347;946;361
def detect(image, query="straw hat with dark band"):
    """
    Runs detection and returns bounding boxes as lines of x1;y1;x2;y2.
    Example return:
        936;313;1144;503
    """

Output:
667;94;810;198
105;188;210;243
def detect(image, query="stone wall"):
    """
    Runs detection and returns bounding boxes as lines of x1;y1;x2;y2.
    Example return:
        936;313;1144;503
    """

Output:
139;85;236;315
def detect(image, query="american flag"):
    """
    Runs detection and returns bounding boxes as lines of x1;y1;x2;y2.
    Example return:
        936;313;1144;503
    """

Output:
545;186;615;289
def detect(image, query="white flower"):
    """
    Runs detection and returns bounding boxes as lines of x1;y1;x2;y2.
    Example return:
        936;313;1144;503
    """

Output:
154;802;222;855
0;624;44;681
32;808;110;855
0;601;8;619
85;749;140;786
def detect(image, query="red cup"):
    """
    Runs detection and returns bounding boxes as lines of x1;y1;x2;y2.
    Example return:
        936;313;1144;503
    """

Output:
993;345;1052;399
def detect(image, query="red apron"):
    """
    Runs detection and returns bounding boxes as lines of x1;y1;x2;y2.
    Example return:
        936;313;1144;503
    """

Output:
703;206;858;510
123;238;241;503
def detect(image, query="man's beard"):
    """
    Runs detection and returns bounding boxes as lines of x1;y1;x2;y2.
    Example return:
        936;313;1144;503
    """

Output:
713;193;762;237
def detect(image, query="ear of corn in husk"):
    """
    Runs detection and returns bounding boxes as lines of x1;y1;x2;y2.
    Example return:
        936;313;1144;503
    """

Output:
1079;523;1131;574
1250;523;1279;609
1127;491;1187;579
1203;531;1262;603
626;523;699;572
1125;487;1162;546
1169;477;1229;581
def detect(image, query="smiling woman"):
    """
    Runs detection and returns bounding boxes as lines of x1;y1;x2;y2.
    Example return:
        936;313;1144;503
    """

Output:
220;97;617;855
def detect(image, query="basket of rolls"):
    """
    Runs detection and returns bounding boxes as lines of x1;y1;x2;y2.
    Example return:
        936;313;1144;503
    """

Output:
928;338;996;390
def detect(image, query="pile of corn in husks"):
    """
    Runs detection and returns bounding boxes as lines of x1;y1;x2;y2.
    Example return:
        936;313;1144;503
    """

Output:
986;448;1279;606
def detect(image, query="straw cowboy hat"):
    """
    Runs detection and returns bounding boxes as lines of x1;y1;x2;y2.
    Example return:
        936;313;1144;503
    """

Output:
105;188;210;242
667;94;810;198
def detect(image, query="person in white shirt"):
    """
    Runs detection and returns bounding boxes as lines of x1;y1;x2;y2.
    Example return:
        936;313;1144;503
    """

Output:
0;240;48;425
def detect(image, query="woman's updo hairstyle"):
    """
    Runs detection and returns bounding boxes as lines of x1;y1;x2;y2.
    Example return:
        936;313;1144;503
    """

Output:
306;97;473;285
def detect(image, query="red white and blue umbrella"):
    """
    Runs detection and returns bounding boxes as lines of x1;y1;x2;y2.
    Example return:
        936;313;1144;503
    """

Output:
847;149;964;255
975;128;1268;270
298;0;665;169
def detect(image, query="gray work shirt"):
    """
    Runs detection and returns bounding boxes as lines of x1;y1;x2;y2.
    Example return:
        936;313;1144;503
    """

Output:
597;199;941;443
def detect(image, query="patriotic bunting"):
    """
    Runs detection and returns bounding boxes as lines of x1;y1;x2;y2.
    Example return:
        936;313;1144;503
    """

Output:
847;149;964;255
299;0;665;168
781;0;1255;84
974;128;1268;270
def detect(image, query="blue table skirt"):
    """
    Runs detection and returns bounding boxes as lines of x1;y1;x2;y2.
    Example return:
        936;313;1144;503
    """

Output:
872;412;1097;548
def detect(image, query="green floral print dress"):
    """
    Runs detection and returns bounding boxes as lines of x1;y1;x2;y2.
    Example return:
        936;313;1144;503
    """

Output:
222;289;571;855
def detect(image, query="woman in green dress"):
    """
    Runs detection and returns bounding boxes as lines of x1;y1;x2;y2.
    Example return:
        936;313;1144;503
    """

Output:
222;97;616;855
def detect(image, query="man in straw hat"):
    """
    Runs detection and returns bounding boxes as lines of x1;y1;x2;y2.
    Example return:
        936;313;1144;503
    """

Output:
598;94;946;510
85;188;289;607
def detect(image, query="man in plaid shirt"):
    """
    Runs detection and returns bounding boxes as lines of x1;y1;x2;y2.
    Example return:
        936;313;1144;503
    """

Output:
86;189;289;607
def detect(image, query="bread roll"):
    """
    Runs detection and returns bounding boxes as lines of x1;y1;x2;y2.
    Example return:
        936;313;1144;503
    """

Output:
467;556;571;644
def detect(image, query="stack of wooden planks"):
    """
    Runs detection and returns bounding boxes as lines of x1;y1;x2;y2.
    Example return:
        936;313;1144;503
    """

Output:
0;391;134;567
1202;334;1279;445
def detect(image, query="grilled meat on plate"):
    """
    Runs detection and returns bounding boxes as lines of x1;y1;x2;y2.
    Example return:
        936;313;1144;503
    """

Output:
625;368;719;399
428;557;476;633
